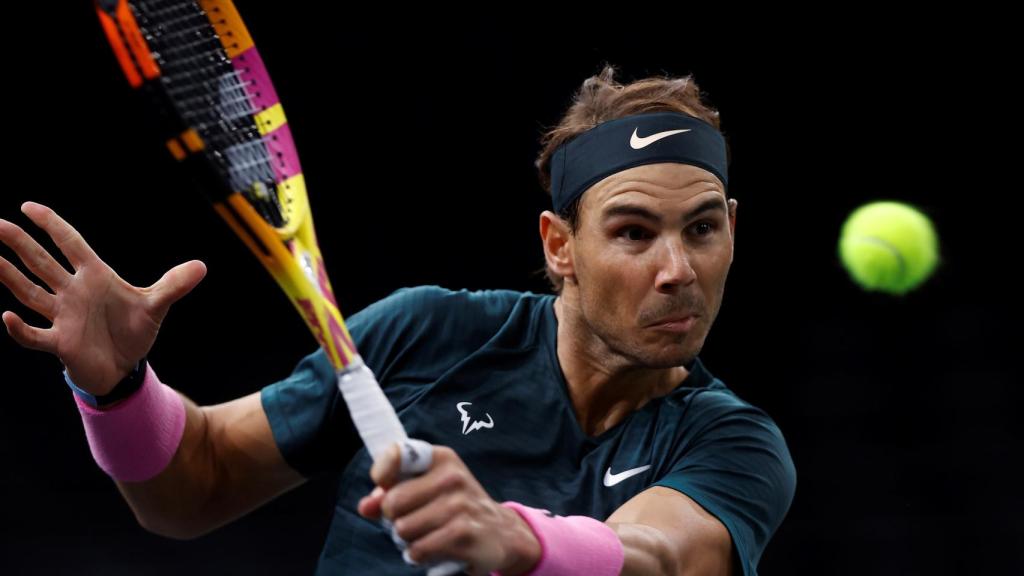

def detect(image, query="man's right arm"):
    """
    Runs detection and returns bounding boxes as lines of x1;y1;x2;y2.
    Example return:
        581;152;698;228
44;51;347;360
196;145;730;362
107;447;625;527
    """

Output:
1;202;305;539
114;390;305;540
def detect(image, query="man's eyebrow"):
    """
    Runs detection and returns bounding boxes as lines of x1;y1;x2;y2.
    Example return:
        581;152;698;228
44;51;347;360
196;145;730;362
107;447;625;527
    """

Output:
601;197;727;224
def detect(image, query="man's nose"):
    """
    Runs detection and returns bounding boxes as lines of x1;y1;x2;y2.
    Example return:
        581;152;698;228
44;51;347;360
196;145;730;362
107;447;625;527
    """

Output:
654;237;697;293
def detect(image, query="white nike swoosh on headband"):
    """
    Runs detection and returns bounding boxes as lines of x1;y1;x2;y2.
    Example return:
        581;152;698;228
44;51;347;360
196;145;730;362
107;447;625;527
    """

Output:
630;128;691;149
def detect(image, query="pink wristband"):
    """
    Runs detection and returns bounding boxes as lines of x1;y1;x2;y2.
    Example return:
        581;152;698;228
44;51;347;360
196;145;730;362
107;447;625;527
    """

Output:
73;363;186;482
498;501;624;576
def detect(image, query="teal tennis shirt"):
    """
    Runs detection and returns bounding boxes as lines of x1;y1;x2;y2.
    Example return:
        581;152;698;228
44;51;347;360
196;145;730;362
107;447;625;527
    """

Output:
261;286;796;575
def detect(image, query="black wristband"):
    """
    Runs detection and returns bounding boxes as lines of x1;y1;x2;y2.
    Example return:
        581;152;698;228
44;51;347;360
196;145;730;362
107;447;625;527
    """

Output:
64;357;148;408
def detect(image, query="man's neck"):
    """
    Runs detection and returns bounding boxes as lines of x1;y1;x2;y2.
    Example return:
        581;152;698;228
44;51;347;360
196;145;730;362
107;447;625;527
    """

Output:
553;297;689;437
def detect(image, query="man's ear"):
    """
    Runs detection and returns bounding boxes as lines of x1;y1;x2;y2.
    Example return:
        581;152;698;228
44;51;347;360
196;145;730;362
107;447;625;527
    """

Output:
540;210;574;279
726;198;738;265
727;198;738;238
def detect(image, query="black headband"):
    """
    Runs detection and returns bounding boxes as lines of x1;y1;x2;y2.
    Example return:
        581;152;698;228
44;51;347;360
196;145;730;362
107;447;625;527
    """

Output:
550;112;728;213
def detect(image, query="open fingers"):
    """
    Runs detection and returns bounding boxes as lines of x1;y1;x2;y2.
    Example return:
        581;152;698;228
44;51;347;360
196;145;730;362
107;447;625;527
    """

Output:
0;255;56;321
1;310;57;354
19;202;99;271
0;217;72;292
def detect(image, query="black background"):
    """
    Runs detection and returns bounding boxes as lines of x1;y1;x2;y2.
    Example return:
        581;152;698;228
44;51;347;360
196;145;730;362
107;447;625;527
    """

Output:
1;4;1020;575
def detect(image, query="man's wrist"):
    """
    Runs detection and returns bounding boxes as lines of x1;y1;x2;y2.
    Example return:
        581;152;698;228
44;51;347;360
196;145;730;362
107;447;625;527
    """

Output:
64;357;148;408
498;504;543;575
496;501;624;576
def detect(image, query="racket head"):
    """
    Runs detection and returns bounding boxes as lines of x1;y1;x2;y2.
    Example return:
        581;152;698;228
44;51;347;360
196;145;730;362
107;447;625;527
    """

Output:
95;0;356;369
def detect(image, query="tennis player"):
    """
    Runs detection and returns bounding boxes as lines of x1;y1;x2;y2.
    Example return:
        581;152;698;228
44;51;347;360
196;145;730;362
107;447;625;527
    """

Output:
0;65;795;575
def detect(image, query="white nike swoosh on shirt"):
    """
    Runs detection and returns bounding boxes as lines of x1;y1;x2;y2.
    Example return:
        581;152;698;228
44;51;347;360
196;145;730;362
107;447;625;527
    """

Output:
603;464;652;487
630;128;691;149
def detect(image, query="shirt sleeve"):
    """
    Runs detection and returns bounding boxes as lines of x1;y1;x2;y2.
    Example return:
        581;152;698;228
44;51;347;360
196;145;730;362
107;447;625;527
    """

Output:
652;389;797;576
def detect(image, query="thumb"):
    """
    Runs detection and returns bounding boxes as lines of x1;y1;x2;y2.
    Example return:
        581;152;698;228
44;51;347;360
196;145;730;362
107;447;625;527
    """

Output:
370;442;403;489
357;486;386;519
147;259;207;316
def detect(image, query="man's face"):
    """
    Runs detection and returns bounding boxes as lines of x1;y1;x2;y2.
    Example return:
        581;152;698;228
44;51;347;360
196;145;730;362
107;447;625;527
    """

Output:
567;162;736;368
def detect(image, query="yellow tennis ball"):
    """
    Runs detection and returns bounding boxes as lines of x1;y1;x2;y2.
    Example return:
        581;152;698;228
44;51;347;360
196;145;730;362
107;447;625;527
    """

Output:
838;201;939;295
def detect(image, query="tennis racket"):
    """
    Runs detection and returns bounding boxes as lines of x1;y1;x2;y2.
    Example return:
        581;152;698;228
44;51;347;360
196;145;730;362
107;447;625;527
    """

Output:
94;1;460;573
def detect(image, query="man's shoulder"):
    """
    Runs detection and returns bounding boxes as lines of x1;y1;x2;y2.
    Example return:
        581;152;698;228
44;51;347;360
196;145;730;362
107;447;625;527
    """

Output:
361;285;548;324
346;285;553;364
388;284;539;308
661;365;781;436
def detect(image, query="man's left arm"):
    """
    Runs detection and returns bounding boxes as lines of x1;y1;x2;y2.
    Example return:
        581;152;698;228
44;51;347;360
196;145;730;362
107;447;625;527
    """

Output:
359;443;735;576
606;486;733;576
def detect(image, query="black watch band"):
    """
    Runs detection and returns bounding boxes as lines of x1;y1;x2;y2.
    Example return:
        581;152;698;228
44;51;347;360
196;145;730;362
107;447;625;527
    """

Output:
64;357;148;408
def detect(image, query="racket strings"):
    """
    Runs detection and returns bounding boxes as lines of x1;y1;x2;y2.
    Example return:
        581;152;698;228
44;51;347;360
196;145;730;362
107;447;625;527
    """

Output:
215;71;260;120
225;140;278;194
131;0;287;228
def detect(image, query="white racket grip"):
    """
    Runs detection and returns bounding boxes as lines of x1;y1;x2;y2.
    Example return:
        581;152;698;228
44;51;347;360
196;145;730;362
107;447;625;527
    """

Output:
338;363;466;575
336;358;407;462
422;557;464;576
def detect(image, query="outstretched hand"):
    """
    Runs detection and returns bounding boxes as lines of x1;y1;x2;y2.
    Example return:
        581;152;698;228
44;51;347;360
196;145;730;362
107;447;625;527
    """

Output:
0;202;206;394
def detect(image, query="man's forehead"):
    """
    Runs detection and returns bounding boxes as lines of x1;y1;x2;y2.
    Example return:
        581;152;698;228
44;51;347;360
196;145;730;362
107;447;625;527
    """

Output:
585;163;725;212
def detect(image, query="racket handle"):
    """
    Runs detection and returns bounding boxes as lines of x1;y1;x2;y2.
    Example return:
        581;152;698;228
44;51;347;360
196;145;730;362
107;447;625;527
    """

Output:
336;370;468;573
336;359;408;461
424;559;466;576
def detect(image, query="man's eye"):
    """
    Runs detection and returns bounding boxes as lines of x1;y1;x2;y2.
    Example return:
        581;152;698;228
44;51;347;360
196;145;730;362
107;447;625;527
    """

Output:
619;226;652;241
692;221;718;236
